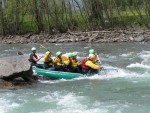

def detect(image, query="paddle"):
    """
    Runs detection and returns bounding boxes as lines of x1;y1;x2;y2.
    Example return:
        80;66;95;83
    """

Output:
40;44;50;52
40;44;54;55
95;53;107;76
95;53;101;65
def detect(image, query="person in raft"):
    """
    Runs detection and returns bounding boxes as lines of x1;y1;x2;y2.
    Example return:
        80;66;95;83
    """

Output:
43;51;53;69
70;52;82;73
29;47;42;66
89;49;98;64
66;52;73;72
82;54;102;74
53;51;70;71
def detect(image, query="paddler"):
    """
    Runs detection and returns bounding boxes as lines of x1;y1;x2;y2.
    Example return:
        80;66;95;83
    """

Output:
89;49;98;64
71;52;82;73
53;51;70;71
82;54;102;74
43;51;53;69
28;47;42;66
66;52;73;72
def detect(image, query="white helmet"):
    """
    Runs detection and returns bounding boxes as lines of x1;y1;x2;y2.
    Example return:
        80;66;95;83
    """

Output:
89;54;95;59
31;47;36;51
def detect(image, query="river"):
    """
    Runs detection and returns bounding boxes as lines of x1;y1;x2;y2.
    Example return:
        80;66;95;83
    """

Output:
0;42;150;113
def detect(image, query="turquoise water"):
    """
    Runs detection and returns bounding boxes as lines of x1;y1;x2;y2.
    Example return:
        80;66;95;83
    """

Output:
0;43;150;113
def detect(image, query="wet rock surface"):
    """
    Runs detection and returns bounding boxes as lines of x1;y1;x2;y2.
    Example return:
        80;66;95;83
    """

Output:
0;79;34;90
0;55;32;79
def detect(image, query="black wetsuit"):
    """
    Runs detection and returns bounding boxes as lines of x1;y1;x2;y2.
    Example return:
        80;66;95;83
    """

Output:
29;53;38;66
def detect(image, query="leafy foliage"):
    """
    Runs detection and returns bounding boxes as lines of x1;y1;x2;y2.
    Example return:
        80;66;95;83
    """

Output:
0;0;149;35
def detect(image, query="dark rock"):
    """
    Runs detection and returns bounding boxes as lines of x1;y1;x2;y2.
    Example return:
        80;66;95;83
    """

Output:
0;79;35;90
0;80;15;90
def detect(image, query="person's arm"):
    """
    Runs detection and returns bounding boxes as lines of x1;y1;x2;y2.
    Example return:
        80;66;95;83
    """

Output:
85;61;100;70
57;62;63;66
33;56;42;62
71;60;77;67
77;61;82;66
54;58;63;66
64;59;70;65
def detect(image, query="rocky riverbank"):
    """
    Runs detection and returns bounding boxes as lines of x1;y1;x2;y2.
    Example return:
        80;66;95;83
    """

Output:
0;30;150;44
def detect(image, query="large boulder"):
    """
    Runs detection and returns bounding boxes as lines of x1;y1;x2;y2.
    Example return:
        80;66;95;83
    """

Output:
0;55;33;81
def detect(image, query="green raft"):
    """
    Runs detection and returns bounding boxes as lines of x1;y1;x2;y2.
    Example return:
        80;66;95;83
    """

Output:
32;66;98;80
33;66;118;80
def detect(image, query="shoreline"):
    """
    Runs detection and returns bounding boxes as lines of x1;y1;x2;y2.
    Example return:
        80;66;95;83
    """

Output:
0;30;150;44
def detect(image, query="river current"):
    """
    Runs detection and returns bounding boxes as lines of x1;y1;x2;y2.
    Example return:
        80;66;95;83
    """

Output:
0;42;150;113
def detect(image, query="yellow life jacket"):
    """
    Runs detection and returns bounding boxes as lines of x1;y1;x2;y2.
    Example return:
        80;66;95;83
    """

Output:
71;59;80;68
53;57;62;66
61;55;70;66
43;54;53;66
43;54;50;63
53;55;70;66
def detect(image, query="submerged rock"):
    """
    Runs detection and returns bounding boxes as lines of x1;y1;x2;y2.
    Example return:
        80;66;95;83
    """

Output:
0;55;34;82
0;79;34;90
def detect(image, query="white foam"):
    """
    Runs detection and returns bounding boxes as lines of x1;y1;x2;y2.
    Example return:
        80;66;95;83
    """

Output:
127;63;150;69
138;51;150;59
32;92;109;113
37;95;54;103
0;98;20;113
30;92;133;113
39;79;68;84
120;52;134;57
4;47;16;52
38;66;128;84
87;69;127;80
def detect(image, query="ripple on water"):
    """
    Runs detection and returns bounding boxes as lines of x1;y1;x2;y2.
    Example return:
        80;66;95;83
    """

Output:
0;98;20;113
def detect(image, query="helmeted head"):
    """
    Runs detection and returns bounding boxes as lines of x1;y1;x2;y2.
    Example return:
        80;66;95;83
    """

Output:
31;47;36;52
89;49;95;54
56;51;62;57
72;52;77;57
45;51;51;56
88;54;95;59
68;53;73;58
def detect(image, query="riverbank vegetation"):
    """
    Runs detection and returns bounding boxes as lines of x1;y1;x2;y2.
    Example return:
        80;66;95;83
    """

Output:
0;0;150;35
